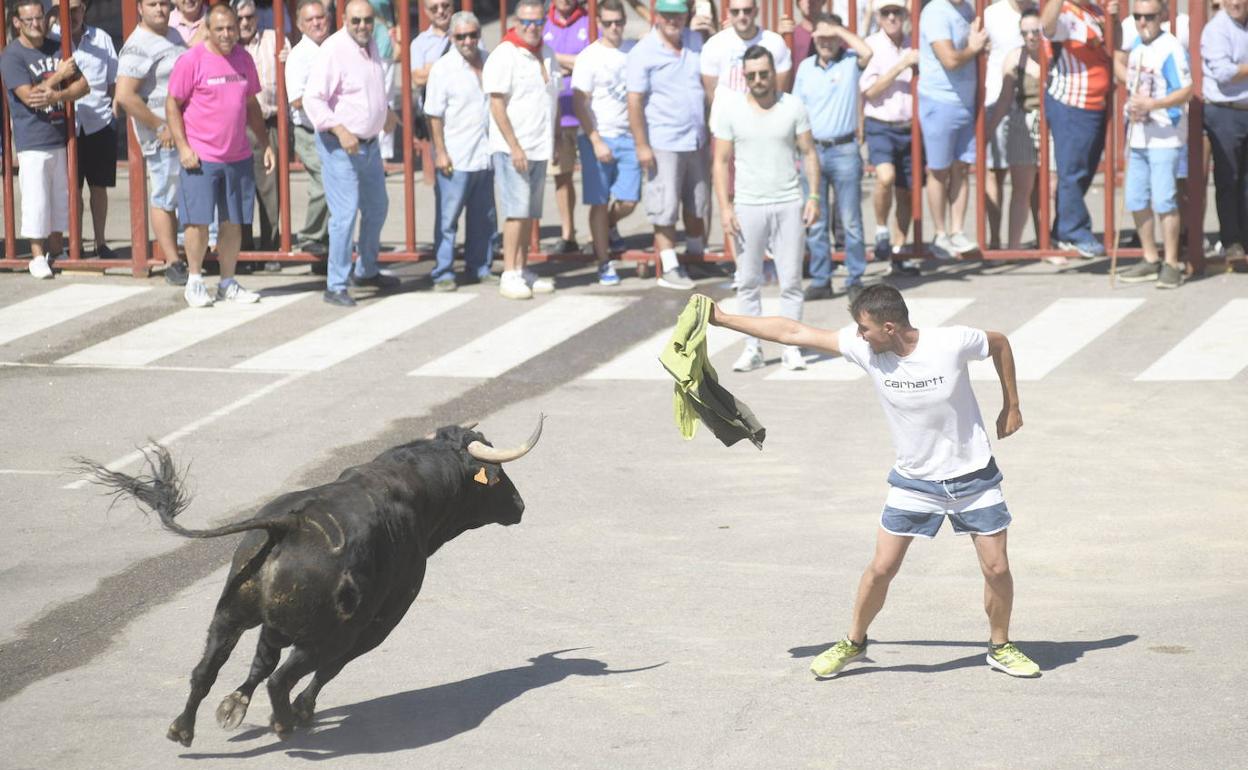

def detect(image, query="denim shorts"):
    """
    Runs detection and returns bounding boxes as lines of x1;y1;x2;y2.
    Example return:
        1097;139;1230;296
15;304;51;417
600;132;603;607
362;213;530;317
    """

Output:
864;118;914;190
177;158;255;226
578;134;641;206
492;152;547;219
918;97;976;170
880;458;1012;538
1125;146;1182;214
145;147;181;211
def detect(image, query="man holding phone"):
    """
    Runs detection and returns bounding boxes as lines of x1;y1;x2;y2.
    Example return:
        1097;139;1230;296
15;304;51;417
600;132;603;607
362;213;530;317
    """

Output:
426;11;497;291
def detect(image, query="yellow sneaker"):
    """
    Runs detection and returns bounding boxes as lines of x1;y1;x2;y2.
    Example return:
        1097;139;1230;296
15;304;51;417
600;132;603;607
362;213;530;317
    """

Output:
810;638;867;679
986;642;1040;677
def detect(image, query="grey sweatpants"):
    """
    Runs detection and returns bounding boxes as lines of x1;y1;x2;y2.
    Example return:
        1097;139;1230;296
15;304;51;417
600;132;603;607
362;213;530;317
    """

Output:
733;200;805;350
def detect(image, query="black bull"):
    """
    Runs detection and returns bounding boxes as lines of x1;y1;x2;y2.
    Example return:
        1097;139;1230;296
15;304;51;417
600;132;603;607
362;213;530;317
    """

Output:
79;417;544;747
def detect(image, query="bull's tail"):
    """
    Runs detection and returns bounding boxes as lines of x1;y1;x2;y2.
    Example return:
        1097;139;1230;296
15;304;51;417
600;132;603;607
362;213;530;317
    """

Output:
77;444;292;540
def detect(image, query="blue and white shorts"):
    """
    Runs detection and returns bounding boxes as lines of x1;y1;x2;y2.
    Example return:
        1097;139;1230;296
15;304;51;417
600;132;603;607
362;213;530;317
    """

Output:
881;458;1012;539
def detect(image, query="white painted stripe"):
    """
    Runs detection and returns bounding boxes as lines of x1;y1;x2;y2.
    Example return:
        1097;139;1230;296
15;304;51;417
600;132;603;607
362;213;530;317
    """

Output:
969;298;1143;381
57;293;310;367
1136;299;1248;381
412;295;635;378
768;297;975;381
0;284;151;347
64;371;308;490
0;469;62;476
234;293;475;372
583;297;779;381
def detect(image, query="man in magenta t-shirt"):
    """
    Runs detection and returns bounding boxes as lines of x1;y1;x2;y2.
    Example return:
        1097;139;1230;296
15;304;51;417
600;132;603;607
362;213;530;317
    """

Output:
542;0;590;253
167;3;275;308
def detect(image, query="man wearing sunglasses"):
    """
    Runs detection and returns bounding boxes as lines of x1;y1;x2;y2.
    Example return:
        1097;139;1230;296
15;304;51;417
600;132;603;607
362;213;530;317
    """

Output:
1;0;88;279
483;0;561;299
425;11;497;291
702;0;793;102
285;0;333;262
410;0;454;90
302;0;401;306
1113;0;1191;288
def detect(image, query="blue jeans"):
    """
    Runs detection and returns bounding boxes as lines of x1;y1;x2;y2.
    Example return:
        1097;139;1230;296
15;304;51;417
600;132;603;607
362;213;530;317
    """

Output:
1203;103;1248;249
803;141;866;288
433;168;497;282
1045;94;1107;245
317;132;388;293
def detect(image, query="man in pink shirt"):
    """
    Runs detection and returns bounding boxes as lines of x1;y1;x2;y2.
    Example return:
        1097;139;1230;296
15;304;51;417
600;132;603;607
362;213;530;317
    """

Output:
170;0;206;45
302;0;400;307
167;3;274;307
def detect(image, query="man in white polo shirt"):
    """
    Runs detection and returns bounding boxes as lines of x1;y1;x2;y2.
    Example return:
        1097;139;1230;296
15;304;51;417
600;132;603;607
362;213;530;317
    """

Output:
284;0;332;259
425;11;496;292
482;0;560;300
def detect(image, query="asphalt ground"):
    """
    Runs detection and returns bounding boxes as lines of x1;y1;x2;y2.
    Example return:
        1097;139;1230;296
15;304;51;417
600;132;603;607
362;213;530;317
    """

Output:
0;250;1245;768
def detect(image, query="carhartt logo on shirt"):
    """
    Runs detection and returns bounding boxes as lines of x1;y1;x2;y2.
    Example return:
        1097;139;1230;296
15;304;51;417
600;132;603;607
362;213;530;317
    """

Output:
883;376;945;391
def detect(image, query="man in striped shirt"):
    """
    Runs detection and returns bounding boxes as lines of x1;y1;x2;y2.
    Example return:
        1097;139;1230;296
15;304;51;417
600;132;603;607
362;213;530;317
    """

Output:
1041;0;1118;258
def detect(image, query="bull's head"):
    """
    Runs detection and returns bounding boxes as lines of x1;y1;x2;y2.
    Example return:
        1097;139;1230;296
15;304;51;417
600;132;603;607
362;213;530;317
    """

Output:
435;415;544;530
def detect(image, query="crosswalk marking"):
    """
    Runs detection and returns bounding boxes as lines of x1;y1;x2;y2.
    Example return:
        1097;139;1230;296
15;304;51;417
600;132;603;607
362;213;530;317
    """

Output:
969;298;1143;381
1136;299;1248;381
0;284;151;347
583;298;781;381
56;293;311;367
234;293;475;372
411;295;635;378
767;297;976;381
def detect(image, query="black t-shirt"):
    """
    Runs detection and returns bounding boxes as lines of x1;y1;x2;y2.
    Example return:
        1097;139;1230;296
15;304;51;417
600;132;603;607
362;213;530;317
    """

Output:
1;39;69;152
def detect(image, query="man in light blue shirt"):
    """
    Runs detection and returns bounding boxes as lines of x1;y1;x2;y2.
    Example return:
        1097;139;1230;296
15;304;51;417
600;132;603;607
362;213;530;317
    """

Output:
1201;0;1248;261
627;0;708;290
793;13;875;302
918;0;986;259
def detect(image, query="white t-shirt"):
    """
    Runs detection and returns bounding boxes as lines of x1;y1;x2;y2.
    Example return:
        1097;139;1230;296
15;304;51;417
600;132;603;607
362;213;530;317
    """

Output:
983;0;1022;105
700;27;792;98
425;47;491;171
285;35;322;128
1125;31;1191;149
570;38;634;138
709;91;810;206
838;324;994;480
481;41;561;160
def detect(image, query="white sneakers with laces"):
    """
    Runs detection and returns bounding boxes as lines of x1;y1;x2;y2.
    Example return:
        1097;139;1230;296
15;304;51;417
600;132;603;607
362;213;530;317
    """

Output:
216;279;260;304
781;346;807;371
732;346;765;372
28;255;53;279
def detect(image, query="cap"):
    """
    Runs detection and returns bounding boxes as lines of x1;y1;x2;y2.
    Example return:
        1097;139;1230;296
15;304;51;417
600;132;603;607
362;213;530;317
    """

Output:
874;0;907;12
654;0;689;13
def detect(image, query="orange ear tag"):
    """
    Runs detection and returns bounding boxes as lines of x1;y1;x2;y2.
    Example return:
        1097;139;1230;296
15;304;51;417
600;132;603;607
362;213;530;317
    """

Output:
474;467;489;484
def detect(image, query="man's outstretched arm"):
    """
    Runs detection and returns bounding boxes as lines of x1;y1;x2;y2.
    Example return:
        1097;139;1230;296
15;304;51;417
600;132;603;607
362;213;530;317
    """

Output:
987;330;1022;439
710;302;842;355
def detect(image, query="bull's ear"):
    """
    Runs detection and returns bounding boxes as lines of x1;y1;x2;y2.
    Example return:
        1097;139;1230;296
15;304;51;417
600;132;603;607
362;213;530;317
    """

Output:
472;465;501;486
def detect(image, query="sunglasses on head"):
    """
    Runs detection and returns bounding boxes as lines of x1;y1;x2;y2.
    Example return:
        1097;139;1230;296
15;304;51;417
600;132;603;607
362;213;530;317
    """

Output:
1133;12;1158;20
453;30;480;39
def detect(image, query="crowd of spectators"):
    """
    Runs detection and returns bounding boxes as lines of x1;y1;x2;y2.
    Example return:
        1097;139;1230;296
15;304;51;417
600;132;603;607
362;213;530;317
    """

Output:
2;0;1243;303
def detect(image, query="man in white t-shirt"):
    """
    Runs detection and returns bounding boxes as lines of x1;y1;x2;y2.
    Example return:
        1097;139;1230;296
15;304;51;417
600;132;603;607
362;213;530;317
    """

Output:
710;283;1041;680
701;0;794;102
284;0;331;258
983;0;1024;251
712;45;819;373
483;0;561;300
571;0;637;285
1114;0;1192;289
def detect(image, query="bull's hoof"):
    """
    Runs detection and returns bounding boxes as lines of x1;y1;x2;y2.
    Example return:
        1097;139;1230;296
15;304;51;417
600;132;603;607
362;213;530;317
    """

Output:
215;691;250;730
167;716;194;747
270;715;294;741
291;693;316;726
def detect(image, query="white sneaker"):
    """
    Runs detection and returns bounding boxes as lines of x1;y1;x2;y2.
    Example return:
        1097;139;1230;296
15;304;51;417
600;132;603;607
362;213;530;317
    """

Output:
499;271;532;300
522;268;555;294
27;255;53;279
930;234;957;260
184;280;215;308
948;232;979;254
216;280;260;304
781;346;807;371
657;266;695;290
732;347;765;372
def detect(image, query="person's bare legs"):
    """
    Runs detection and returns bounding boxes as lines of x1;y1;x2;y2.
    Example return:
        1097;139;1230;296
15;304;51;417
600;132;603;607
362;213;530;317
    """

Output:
610;199;636;229
185;224;210;274
589;203;611;265
873;162;896;233
85;185;109;250
847;529;914;644
927;168;951;237
1133;209;1159;264
895;186;912;250
971;529;1013;644
151;207;181;265
515;218;533;272
949;161;969;236
654;224;677;255
215;222;242;280
502;218;526;273
1008;165;1038;249
985;168;1007;250
1160;209;1181;269
555;172;576;243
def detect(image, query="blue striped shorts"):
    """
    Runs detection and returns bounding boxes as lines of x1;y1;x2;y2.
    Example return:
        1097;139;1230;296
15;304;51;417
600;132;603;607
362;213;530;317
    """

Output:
881;458;1011;539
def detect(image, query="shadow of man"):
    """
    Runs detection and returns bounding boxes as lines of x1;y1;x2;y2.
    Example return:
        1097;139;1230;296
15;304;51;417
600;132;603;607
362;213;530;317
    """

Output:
788;635;1138;678
182;649;663;760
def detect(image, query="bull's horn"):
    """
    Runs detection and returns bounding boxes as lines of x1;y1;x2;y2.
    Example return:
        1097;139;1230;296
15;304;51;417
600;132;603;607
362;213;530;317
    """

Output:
467;414;544;463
